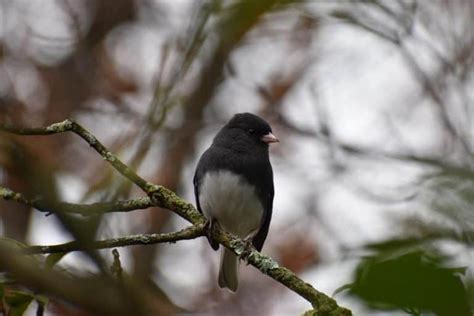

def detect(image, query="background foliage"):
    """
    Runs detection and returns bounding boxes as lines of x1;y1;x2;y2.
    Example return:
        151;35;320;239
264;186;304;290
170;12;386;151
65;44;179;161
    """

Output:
0;0;473;315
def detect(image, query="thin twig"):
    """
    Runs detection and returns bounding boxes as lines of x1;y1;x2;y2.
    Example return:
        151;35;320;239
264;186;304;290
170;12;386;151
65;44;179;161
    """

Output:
0;186;153;215
110;249;123;280
0;120;156;193
26;225;205;254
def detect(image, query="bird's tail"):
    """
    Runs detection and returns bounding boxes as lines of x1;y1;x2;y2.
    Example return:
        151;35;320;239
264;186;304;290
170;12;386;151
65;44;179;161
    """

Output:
218;248;239;292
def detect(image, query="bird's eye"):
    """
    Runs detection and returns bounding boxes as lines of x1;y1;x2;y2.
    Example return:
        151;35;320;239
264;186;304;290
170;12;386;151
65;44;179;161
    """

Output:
247;129;255;135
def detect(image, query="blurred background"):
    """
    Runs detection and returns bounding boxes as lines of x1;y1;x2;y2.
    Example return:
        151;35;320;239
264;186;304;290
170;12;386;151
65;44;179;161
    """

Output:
0;0;473;315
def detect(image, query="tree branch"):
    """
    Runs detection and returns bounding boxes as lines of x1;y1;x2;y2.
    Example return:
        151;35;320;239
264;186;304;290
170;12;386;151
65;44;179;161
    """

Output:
26;225;206;254
0;186;34;207
213;228;351;316
24;223;350;315
0;243;148;316
0;185;154;215
0;120;156;193
0;121;351;315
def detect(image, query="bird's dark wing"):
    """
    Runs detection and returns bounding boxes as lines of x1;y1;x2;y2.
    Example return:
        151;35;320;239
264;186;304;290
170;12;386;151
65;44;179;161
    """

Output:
194;148;220;250
252;173;274;252
193;169;202;214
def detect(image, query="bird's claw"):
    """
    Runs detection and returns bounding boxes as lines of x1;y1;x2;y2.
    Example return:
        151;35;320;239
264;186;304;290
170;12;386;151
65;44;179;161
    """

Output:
204;218;220;250
239;237;255;264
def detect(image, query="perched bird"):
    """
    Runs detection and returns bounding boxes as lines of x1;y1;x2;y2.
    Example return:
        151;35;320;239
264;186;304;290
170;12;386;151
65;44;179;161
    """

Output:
193;112;278;292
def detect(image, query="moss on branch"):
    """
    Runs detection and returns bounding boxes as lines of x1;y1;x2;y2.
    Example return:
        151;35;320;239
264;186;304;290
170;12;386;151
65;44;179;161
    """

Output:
213;228;352;316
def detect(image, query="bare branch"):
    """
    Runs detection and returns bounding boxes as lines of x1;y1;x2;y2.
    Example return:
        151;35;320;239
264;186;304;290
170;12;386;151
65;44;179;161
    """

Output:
309;131;474;180
0;120;352;315
0;243;147;316
0;120;156;193
213;228;351;315
23;222;350;315
0;186;34;207
26;225;205;254
0;185;153;215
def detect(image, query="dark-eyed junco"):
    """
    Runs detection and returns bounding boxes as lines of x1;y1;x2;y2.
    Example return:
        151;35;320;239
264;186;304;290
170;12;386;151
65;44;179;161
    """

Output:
193;112;278;292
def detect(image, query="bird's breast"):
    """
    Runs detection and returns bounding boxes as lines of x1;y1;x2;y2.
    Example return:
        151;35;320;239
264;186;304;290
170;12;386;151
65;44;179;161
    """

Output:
199;170;264;238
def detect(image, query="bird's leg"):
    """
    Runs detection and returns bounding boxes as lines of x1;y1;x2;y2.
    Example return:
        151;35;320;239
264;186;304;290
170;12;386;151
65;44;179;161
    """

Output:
204;218;220;250
239;236;256;264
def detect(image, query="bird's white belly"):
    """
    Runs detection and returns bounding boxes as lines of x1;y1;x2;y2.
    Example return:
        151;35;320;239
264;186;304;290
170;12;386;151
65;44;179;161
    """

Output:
199;170;263;238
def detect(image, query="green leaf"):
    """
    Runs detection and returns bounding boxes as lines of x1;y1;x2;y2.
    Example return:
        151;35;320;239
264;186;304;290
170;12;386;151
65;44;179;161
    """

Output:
4;290;34;316
45;252;66;269
332;283;352;297
348;250;471;316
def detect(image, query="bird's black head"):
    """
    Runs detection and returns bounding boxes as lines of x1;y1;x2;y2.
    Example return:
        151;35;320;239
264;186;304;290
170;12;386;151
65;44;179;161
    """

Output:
214;113;278;150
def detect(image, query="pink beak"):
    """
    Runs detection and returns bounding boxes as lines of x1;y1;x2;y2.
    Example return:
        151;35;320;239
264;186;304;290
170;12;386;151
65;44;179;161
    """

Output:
261;132;279;144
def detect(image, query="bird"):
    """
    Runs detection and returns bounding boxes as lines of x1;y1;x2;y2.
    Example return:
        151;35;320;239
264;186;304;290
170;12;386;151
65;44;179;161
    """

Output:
193;112;278;292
